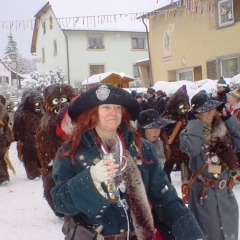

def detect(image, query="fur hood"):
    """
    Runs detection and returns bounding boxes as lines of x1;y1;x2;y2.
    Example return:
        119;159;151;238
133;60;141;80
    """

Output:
202;116;238;171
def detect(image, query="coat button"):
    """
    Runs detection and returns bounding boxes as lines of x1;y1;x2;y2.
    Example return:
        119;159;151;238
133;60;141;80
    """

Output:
79;155;84;160
95;215;101;218
102;206;107;208
83;162;87;166
120;229;125;233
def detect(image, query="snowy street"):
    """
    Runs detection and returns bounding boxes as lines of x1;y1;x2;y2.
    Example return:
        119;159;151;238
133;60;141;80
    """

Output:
0;142;240;240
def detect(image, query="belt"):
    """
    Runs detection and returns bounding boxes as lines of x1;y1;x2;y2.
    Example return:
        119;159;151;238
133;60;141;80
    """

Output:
198;177;231;189
104;232;127;240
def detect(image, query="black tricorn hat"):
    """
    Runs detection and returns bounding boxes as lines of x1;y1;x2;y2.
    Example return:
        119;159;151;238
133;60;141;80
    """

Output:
137;109;175;129
68;84;141;120
191;90;224;113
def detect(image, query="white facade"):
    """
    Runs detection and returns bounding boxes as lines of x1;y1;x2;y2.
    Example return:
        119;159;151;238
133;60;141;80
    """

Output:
32;2;149;87
0;60;12;85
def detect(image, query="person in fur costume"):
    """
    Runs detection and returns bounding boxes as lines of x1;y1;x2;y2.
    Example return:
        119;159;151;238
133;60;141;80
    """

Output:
161;85;191;182
0;98;14;186
180;90;239;240
35;83;76;217
13;89;44;180
50;84;204;240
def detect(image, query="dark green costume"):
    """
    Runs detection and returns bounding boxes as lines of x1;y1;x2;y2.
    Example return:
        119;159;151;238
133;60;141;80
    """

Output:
51;128;204;240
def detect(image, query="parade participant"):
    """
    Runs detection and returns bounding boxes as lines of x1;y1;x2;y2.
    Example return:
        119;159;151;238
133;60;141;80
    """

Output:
137;108;175;240
36;83;76;217
51;84;205;240
0;96;14;186
13;89;44;180
161;86;191;182
180;90;239;240
137;109;174;169
212;76;231;103
146;87;156;109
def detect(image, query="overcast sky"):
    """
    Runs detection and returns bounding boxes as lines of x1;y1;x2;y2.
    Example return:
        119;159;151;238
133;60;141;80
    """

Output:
0;0;170;59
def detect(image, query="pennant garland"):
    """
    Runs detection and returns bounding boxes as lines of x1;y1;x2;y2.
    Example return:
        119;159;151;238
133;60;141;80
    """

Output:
0;0;216;32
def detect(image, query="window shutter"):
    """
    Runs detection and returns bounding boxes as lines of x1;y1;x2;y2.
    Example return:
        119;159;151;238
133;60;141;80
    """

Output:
233;0;240;22
206;60;216;80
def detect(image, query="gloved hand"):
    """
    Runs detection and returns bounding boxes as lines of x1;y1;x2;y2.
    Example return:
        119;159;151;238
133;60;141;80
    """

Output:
186;110;196;121
220;108;232;121
90;159;119;183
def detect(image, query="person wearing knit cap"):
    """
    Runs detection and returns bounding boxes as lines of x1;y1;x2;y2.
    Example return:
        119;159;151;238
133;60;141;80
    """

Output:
51;84;205;240
180;90;240;240
177;85;187;95
212;76;231;103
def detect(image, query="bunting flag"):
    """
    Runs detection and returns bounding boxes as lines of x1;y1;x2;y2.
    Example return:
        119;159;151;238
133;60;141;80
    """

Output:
0;0;215;32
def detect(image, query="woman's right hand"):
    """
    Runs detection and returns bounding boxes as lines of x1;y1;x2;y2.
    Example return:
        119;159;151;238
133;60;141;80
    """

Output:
90;159;119;183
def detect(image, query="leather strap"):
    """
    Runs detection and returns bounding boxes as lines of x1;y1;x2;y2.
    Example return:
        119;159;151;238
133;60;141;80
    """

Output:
104;232;127;240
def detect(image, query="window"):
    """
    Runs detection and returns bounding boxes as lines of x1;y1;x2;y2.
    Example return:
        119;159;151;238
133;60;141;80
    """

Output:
176;68;194;81
53;40;58;55
43;21;46;34
133;65;140;78
220;56;239;78
42;48;45;62
217;0;234;27
89;65;104;76
88;36;104;49
0;77;8;84
132;37;144;49
49;16;53;30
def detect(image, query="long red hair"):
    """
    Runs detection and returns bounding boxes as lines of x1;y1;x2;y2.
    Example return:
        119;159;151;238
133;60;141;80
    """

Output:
61;105;146;164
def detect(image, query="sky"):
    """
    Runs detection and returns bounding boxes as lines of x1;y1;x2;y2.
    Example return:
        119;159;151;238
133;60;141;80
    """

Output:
0;0;170;59
1;141;239;240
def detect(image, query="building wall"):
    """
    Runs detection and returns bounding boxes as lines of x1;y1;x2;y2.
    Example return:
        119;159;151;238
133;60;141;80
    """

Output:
149;0;240;83
66;30;148;87
35;8;148;87
35;9;69;82
0;61;12;84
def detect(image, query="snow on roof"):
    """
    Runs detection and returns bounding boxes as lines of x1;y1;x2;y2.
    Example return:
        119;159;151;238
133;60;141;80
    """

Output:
82;71;134;85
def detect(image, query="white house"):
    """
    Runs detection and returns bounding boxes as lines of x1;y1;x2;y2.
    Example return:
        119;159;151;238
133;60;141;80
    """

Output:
30;0;149;88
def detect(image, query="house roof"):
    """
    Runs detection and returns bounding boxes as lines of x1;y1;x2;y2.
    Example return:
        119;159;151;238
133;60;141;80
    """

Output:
82;71;134;85
0;59;24;79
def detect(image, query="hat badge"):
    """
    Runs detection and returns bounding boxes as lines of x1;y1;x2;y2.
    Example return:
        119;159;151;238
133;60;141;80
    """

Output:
96;85;110;101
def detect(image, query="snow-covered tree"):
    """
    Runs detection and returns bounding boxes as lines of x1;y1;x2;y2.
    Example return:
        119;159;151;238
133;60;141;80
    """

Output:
3;33;20;71
129;78;142;88
21;65;67;93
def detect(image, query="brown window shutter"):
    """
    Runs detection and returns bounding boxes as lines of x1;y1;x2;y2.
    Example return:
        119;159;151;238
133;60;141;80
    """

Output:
233;0;240;22
206;60;216;80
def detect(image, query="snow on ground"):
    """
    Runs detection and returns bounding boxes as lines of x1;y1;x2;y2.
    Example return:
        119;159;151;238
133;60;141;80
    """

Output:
0;142;239;240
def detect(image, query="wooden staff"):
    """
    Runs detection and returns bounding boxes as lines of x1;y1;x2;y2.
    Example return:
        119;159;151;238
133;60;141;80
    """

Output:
4;149;16;174
168;121;183;145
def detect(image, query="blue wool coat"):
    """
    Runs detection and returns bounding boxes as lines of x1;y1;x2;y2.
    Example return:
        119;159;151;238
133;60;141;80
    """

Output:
51;128;205;240
180;116;239;240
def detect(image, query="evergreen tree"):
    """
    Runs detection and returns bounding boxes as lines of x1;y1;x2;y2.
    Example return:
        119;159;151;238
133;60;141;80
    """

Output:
3;33;20;71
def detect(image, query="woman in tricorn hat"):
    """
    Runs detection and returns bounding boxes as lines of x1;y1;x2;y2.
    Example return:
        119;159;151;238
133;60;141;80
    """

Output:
51;84;204;240
180;90;239;240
